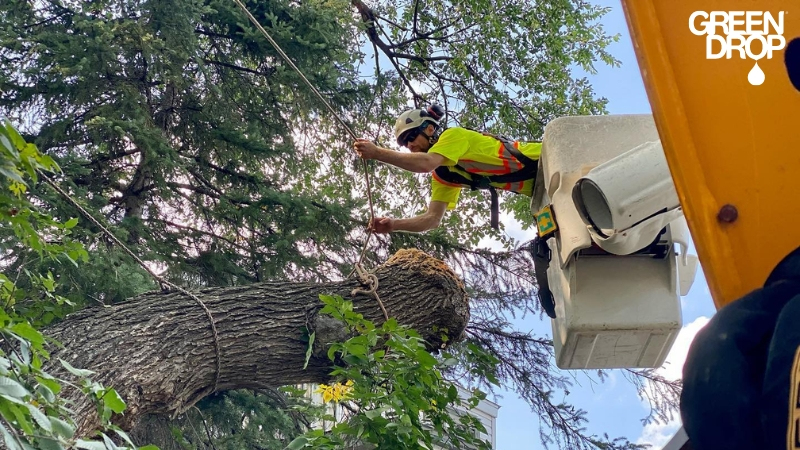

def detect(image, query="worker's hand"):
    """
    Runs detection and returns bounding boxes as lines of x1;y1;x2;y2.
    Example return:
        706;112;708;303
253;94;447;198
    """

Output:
353;139;381;160
369;217;394;234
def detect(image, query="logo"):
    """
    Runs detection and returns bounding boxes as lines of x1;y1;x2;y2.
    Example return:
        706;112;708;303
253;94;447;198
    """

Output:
535;205;557;238
689;11;787;85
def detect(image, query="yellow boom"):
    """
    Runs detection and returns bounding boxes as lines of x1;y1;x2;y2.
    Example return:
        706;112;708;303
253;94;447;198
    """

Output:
621;0;800;308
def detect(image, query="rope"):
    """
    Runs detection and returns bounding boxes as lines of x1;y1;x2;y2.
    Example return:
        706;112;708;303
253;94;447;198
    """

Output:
232;0;354;141
231;0;386;300
231;0;377;227
350;264;389;321
38;172;223;394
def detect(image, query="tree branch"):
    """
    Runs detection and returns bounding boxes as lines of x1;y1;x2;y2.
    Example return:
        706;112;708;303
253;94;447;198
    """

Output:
149;218;253;253
202;58;276;78
45;250;470;435
350;0;423;104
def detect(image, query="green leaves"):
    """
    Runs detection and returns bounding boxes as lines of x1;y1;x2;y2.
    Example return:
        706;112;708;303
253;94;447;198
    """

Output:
102;389;126;414
0;121;152;449
0;120;58;187
59;359;95;378
48;417;75;439
11;323;44;347
286;436;309;450
303;331;316;370
0;121;86;328
0;337;147;450
291;294;493;449
0;376;30;398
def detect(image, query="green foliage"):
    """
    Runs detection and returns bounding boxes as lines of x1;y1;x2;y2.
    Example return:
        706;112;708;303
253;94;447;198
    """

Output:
181;390;312;450
1;0;367;291
0;0;680;448
0;0;371;444
0;120;88;325
347;0;620;242
0;120;155;449
288;294;495;450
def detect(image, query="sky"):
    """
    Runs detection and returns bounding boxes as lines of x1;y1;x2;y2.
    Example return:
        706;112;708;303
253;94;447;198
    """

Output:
489;1;719;449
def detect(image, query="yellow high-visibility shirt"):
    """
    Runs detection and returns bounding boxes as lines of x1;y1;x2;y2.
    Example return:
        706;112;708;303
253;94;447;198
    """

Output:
428;127;541;210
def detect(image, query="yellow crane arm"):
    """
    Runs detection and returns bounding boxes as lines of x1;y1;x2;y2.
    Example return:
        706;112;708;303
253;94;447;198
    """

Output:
620;0;800;309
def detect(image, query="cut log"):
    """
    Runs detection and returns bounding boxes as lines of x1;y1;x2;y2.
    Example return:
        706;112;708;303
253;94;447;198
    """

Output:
45;249;469;435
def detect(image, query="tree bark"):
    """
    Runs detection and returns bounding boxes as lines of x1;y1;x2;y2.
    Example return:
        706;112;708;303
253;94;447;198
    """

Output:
45;249;470;435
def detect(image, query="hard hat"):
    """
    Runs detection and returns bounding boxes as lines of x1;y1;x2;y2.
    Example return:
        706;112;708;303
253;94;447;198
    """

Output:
393;106;444;145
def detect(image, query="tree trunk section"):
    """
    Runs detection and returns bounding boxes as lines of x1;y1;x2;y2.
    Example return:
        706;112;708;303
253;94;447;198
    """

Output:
45;249;470;435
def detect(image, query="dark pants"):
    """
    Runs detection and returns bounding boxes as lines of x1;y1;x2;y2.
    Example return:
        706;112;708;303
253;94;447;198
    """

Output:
682;247;800;450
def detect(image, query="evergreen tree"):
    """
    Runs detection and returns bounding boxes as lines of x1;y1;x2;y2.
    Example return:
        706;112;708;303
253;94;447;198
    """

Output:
0;0;680;448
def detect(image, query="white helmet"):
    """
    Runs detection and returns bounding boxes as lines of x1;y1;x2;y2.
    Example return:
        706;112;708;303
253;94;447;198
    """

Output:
393;106;444;146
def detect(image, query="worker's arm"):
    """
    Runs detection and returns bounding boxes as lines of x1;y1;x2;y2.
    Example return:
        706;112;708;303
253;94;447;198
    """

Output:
353;139;446;173
371;201;448;233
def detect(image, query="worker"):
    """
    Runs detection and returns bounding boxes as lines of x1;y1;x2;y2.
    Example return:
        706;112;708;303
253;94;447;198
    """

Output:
352;106;542;233
353;106;556;318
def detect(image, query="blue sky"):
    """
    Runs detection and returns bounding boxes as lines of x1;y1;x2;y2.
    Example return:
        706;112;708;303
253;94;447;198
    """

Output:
490;1;719;448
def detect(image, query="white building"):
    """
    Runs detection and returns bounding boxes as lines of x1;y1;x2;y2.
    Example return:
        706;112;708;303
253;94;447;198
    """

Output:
438;388;499;450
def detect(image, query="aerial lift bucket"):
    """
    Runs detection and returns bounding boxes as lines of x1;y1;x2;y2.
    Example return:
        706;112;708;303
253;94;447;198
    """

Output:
531;114;697;370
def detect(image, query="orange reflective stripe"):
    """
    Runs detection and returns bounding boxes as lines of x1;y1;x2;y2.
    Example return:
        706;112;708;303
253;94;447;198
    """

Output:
513;142;525;191
499;141;525;172
451;140;529;176
435;138;532;193
502;156;511;172
513;141;523;170
498;142;512;174
497;140;512;192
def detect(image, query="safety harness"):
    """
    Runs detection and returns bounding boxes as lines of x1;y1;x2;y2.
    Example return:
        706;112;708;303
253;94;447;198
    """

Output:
432;134;538;229
432;132;553;316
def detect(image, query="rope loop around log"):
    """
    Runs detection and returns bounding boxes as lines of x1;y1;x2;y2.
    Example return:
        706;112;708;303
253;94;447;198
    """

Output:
351;264;389;321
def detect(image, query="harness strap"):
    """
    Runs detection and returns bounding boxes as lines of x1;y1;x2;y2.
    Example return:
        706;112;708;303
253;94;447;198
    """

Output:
531;236;557;318
495;134;538;166
432;133;538;229
489;187;499;229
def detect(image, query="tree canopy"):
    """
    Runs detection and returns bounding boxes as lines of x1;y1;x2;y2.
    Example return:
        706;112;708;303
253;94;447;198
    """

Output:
0;0;680;449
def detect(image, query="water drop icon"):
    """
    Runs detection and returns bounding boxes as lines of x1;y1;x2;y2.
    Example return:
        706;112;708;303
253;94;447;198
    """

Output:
748;62;765;85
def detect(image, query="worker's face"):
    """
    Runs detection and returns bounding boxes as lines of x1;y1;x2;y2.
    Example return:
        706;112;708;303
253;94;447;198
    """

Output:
404;125;435;153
